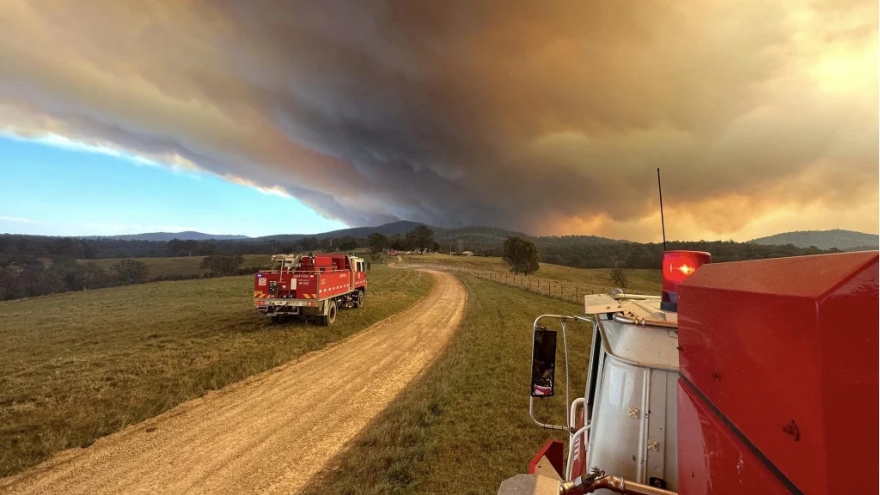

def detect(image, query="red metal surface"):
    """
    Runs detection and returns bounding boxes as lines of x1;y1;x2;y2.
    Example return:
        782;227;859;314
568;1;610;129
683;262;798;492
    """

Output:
677;379;794;495
301;256;333;268
255;254;367;302
320;271;351;298
528;439;564;478
677;251;879;494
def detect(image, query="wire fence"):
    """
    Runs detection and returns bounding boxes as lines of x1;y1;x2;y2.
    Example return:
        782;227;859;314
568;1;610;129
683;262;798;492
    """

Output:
412;262;614;305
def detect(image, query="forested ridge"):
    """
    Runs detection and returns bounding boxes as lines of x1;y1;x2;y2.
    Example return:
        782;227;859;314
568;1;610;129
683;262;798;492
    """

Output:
1;224;853;300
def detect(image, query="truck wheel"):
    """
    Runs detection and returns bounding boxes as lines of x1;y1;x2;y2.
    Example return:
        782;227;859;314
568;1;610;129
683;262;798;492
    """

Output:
322;300;337;326
353;290;364;309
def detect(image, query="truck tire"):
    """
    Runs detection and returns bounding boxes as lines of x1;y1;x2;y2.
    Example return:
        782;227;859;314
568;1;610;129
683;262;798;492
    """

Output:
322;300;337;326
353;290;364;309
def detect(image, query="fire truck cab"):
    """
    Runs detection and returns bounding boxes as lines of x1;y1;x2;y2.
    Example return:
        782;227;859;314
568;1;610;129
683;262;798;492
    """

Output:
503;250;878;495
525;288;682;492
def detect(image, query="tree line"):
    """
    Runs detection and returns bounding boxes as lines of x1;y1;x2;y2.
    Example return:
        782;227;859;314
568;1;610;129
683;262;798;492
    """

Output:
0;225;843;301
0;234;366;260
0;252;262;301
0;257;151;301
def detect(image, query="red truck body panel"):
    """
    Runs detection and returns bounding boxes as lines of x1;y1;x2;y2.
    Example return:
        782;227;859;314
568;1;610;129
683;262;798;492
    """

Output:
677;379;795;495
677;251;879;494
253;254;367;302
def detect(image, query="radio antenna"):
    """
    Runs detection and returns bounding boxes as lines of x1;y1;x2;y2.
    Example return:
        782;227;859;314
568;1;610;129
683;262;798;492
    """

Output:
657;168;667;251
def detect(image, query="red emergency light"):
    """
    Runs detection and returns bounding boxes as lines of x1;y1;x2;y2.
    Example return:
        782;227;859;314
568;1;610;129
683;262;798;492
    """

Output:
661;250;710;312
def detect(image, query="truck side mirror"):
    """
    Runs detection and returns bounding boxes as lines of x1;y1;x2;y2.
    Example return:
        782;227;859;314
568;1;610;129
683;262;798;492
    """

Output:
530;328;557;397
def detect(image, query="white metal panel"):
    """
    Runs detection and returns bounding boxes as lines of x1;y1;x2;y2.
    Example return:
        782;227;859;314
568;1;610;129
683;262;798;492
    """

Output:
645;369;678;490
599;320;679;371
586;354;679;493
583;294;626;314
587;356;645;491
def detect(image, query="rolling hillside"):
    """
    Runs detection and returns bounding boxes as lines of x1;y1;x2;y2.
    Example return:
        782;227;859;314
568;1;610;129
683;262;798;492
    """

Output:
749;229;878;251
86;231;250;241
252;220;423;243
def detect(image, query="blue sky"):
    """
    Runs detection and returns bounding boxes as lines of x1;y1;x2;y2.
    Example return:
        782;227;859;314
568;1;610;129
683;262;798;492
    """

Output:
0;135;346;237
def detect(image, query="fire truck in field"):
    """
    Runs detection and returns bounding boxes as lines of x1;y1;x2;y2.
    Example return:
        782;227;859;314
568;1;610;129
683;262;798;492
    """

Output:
253;252;368;325
499;249;878;495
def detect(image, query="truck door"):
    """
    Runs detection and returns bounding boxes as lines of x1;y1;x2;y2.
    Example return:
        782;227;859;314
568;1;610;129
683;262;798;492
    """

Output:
350;260;358;291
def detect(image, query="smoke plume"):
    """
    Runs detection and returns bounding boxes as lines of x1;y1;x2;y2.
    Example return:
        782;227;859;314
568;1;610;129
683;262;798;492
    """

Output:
0;0;876;240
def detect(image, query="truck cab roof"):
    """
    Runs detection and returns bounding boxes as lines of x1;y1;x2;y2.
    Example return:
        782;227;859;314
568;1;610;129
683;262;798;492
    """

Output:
587;294;679;371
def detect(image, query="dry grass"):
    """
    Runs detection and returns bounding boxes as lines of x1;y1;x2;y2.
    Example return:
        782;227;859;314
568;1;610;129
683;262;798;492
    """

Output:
403;253;662;302
304;273;592;495
78;254;273;279
0;264;433;479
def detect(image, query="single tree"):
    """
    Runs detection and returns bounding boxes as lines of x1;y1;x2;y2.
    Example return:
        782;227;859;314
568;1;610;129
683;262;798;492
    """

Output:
368;233;389;255
609;262;628;289
406;225;435;252
502;236;540;275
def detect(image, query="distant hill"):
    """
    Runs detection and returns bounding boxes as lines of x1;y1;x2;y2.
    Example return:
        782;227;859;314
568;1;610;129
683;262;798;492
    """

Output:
433;226;533;251
4;221;858;271
88;231;251;241
748;229;878;251
249;221;620;253
252;220;423;243
432;226;620;252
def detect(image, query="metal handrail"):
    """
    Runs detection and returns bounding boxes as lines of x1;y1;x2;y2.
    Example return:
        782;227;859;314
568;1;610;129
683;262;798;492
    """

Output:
612;313;677;329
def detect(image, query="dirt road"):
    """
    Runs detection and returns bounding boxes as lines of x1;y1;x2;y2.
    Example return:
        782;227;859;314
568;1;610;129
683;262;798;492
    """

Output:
0;270;465;495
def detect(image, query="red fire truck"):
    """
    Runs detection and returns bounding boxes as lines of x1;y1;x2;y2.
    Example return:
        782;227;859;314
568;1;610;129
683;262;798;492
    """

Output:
253;252;368;325
499;249;878;494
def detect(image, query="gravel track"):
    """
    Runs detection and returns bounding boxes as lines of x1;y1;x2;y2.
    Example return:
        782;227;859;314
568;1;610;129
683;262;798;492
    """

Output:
0;270;465;495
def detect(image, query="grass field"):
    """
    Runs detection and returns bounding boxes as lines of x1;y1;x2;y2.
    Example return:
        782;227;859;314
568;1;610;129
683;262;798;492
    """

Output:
303;273;591;495
78;254;274;279
403;253;662;302
0;264;433;479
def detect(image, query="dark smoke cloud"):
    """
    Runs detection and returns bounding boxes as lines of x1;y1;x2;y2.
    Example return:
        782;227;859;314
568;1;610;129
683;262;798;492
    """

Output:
0;0;876;240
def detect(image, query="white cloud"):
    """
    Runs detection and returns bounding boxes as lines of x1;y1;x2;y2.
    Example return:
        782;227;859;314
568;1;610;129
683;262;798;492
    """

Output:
0;215;43;224
0;128;203;177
